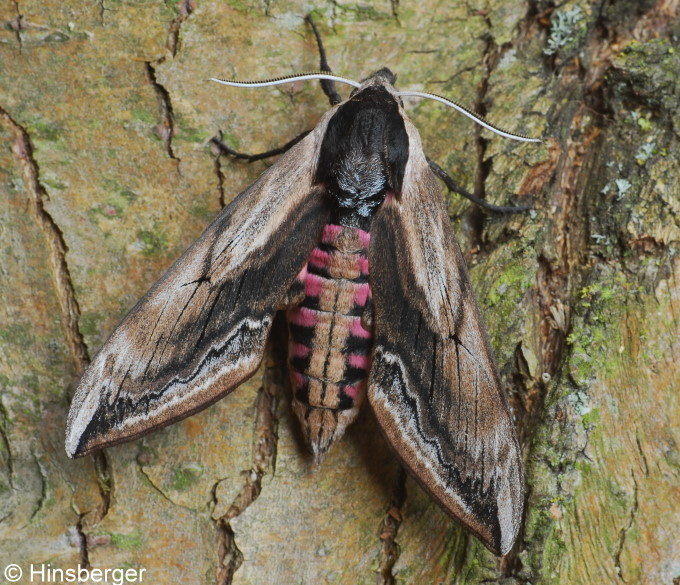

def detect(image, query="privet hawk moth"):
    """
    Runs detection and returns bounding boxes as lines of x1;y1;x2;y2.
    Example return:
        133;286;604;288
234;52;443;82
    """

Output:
65;67;540;556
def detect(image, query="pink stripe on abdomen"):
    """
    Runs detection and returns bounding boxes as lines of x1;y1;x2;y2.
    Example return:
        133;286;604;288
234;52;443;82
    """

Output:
286;224;373;414
348;353;369;370
288;306;318;328
349;317;371;339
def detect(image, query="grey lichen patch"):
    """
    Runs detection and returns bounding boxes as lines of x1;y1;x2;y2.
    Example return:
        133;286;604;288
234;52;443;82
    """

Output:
543;4;588;57
634;140;656;165
41;177;68;191
522;386;588;581
3;21;90;48
591;108;678;254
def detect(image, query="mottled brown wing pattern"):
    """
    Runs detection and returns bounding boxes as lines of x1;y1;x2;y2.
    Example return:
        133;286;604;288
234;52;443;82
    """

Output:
65;111;336;458
367;117;524;556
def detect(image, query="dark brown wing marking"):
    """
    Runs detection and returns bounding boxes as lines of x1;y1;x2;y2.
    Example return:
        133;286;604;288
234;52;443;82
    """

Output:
65;110;337;458
367;116;524;556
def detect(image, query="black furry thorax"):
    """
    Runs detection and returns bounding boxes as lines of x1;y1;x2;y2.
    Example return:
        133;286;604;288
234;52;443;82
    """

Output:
315;85;409;230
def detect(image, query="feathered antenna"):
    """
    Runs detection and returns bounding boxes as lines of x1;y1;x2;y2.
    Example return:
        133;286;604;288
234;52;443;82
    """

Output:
397;90;541;143
210;72;361;89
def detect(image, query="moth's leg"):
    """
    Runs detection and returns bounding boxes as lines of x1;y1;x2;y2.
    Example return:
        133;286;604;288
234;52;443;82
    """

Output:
268;311;290;368
210;129;311;162
212;15;339;163
360;296;374;332
427;157;532;214
305;14;342;106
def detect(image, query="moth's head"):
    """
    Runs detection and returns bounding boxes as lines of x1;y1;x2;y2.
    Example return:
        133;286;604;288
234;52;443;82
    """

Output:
359;67;397;88
348;67;400;103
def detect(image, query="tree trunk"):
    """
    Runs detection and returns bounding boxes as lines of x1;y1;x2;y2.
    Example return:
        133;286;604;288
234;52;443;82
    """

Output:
0;1;677;583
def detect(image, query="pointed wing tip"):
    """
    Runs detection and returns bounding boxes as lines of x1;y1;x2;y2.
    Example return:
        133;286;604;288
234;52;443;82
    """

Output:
497;528;521;557
65;425;89;459
494;491;524;557
465;513;521;557
64;438;80;459
453;465;524;556
477;517;520;557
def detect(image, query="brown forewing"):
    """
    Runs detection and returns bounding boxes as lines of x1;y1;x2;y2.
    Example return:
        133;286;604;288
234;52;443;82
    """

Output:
367;115;524;556
65;110;337;458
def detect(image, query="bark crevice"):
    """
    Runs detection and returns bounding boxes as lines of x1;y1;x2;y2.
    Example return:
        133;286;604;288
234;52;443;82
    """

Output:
375;467;407;585
0;108;90;371
0;106;112;521
212;356;281;585
167;0;196;57
75;513;91;569
212;145;228;209
613;472;639;583
144;62;181;168
9;0;23;51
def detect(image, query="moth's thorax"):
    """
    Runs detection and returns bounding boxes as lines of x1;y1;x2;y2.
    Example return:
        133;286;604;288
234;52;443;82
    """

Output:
316;85;409;231
286;224;372;461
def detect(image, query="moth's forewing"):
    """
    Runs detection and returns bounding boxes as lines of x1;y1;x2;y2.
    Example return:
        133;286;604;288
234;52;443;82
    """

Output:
65;111;337;458
367;115;524;556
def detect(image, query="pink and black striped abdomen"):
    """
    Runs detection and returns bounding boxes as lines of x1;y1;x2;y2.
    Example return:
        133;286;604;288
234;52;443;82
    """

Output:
286;224;372;459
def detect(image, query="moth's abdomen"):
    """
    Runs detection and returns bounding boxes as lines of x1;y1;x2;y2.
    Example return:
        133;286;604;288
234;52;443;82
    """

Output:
286;224;372;461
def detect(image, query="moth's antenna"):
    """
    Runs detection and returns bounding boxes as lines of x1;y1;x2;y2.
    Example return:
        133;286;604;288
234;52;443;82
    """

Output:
397;90;541;143
210;72;361;90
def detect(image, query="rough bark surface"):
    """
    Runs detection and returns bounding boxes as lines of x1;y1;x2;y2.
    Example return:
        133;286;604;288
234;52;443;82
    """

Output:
0;1;677;583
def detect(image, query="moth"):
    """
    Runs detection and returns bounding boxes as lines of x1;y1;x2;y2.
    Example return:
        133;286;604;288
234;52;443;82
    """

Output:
65;67;540;556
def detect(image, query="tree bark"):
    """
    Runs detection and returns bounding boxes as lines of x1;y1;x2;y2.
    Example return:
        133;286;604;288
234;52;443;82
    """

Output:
0;1;677;583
